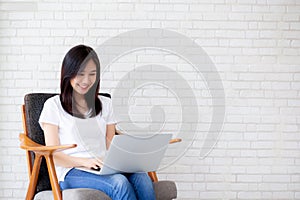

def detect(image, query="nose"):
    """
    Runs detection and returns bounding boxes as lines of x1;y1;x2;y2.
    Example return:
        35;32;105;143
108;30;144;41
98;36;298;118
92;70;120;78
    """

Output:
81;74;91;85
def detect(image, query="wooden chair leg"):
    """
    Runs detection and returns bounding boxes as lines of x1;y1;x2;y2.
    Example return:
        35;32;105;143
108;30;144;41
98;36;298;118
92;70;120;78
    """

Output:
45;155;62;200
26;154;42;200
148;171;158;182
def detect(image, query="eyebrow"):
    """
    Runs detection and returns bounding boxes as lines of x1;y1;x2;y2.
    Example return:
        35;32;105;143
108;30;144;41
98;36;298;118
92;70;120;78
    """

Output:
80;69;97;73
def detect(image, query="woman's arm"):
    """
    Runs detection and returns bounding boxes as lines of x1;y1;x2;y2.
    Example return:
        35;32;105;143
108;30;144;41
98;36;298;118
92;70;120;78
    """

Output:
106;124;116;150
42;122;103;169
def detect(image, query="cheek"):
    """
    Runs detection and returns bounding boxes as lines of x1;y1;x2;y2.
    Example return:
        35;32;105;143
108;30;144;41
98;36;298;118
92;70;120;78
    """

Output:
70;78;77;88
90;76;97;84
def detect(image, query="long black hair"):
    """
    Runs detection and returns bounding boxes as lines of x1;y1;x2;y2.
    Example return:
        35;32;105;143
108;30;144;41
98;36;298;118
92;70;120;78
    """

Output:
60;44;102;118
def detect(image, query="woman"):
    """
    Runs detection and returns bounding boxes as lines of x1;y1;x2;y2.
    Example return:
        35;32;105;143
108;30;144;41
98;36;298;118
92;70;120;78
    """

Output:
39;44;156;200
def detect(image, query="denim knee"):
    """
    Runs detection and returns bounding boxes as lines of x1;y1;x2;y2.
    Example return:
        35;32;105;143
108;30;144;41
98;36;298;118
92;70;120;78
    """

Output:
110;174;137;200
127;173;156;200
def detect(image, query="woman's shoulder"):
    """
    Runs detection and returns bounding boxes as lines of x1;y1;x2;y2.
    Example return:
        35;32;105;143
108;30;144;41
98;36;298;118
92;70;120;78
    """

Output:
98;94;113;109
45;94;60;103
99;94;111;101
44;95;61;108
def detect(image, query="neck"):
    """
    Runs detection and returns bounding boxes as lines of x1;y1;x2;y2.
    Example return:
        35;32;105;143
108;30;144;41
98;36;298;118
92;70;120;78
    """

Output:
73;91;85;102
73;92;88;112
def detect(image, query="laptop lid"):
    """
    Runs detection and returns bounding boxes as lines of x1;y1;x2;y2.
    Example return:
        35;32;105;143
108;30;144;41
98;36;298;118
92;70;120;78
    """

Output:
99;134;172;175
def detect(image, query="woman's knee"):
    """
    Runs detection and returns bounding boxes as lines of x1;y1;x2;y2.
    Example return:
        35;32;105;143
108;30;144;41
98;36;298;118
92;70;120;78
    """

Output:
111;174;132;190
109;174;137;200
129;173;153;186
128;173;156;200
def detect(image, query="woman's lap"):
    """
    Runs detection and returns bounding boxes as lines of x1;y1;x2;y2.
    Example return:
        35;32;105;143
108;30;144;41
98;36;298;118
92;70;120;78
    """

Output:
59;168;155;200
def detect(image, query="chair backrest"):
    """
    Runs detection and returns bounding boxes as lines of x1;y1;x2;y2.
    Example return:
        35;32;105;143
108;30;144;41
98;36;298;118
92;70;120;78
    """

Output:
23;93;111;194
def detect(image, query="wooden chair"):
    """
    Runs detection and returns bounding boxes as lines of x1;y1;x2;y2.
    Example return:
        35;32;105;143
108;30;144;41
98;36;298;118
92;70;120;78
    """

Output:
19;93;181;200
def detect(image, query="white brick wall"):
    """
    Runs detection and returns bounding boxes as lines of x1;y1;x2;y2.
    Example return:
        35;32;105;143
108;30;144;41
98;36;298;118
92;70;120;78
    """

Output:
1;0;300;199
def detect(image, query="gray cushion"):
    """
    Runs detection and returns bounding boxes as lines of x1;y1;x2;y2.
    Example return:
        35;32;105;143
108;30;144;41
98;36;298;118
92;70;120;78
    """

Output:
154;180;177;200
34;180;177;200
34;188;111;200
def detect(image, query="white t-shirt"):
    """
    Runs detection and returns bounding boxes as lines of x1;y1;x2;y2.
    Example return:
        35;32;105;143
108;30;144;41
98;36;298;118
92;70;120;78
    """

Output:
39;95;117;181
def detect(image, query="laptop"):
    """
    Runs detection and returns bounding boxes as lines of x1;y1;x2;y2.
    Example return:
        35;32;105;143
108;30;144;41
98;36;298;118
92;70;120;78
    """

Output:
77;134;172;175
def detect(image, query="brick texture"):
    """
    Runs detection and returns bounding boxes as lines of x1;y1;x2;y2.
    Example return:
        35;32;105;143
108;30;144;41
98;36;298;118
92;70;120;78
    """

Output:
0;0;300;199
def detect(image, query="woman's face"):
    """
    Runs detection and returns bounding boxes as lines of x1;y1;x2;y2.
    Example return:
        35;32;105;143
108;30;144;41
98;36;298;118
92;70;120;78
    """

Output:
70;59;97;95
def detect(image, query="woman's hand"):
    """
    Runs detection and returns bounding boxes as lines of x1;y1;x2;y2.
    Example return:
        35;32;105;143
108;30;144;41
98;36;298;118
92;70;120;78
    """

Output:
79;157;103;170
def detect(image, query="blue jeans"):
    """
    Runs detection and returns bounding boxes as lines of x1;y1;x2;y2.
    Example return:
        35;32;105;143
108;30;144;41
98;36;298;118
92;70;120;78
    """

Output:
59;168;156;200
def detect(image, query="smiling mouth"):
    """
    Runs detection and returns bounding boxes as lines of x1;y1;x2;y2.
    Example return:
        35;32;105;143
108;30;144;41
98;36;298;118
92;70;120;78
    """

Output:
78;84;89;90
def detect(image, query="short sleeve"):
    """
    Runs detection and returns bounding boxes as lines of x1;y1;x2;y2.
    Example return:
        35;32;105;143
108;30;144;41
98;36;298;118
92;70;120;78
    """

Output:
39;97;60;129
106;98;117;124
101;97;117;125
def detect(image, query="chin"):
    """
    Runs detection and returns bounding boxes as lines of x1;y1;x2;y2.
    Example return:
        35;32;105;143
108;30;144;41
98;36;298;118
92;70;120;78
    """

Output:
81;91;89;95
74;89;88;95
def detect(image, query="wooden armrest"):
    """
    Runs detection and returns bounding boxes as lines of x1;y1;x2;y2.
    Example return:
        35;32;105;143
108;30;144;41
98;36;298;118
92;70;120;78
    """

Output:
169;138;182;144
19;133;76;154
19;133;71;200
148;171;158;182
